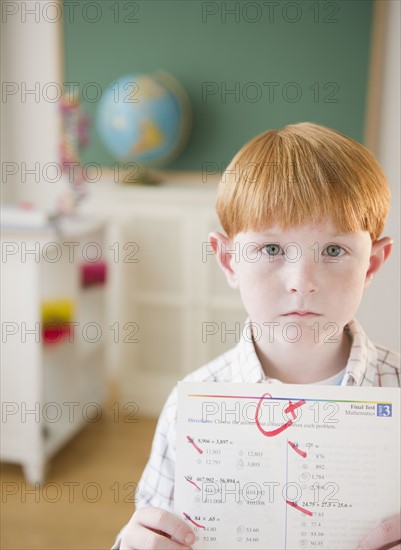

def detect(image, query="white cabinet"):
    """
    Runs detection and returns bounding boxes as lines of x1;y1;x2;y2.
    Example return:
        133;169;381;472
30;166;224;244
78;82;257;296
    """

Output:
0;219;107;484
79;173;247;416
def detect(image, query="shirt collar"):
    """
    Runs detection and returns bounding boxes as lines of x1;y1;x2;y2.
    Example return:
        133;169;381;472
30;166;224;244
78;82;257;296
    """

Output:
233;318;376;386
341;318;378;386
235;320;266;383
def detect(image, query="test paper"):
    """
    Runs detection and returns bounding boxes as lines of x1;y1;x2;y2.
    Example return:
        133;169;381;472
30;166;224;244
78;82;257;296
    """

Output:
174;382;400;550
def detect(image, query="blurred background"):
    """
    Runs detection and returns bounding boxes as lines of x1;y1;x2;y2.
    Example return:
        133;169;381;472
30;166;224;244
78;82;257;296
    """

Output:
1;1;400;548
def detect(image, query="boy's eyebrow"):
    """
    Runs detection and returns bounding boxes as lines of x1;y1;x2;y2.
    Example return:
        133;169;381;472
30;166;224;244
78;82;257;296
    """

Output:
328;233;355;239
255;231;354;238
257;231;280;237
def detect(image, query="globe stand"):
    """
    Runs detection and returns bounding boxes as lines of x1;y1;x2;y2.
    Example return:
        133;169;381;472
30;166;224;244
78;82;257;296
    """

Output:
120;164;163;186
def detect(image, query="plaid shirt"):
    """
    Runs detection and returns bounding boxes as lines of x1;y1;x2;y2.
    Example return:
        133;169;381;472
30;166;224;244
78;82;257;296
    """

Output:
112;318;400;548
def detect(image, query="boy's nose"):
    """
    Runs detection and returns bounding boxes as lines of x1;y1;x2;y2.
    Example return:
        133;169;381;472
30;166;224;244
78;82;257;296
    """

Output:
286;260;318;295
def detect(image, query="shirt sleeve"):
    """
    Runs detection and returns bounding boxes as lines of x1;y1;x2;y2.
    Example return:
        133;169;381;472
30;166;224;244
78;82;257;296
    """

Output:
110;386;178;550
136;385;178;510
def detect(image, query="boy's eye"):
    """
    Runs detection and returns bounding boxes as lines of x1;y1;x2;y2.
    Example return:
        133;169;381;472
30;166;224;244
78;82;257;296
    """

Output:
323;244;345;257
262;244;282;256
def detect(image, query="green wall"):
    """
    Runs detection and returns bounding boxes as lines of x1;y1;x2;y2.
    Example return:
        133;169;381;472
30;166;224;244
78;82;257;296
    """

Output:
63;0;374;170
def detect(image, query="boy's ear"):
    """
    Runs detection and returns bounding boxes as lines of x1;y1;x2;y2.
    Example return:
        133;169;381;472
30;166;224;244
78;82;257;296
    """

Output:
208;231;239;289
364;236;393;289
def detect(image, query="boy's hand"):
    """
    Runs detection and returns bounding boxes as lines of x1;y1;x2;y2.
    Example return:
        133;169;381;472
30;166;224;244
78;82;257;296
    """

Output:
358;515;401;550
120;507;195;550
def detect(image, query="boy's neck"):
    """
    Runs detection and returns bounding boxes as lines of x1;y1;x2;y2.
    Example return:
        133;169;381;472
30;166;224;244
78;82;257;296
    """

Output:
253;325;352;384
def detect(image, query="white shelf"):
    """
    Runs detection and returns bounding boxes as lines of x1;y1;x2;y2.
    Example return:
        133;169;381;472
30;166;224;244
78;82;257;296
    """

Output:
0;220;108;484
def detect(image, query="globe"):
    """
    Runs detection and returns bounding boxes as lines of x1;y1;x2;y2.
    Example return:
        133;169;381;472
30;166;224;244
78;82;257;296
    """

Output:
96;71;191;167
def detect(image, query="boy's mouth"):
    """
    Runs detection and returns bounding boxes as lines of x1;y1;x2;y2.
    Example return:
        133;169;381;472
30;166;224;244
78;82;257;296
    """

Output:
283;311;321;317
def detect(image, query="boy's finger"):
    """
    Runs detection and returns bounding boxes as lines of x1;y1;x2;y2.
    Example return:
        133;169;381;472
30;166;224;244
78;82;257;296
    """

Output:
358;515;401;550
121;522;193;550
134;507;195;547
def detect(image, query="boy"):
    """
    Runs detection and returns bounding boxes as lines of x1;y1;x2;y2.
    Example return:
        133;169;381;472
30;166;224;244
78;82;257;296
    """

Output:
113;122;400;550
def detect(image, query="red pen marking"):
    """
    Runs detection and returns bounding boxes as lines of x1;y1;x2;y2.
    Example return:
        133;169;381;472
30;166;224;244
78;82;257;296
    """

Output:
284;399;306;418
288;440;307;458
183;512;205;529
286;500;313;517
255;394;306;437
186;435;203;454
185;476;201;491
286;400;296;419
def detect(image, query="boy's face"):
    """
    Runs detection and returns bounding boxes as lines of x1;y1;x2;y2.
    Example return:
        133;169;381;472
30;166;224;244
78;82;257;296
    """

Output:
210;220;392;348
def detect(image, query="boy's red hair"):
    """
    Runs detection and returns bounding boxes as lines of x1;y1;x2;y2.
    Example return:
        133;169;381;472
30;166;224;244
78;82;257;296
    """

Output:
215;122;390;242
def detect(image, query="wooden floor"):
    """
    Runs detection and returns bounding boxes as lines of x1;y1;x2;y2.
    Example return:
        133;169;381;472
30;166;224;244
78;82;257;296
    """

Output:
1;398;158;550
